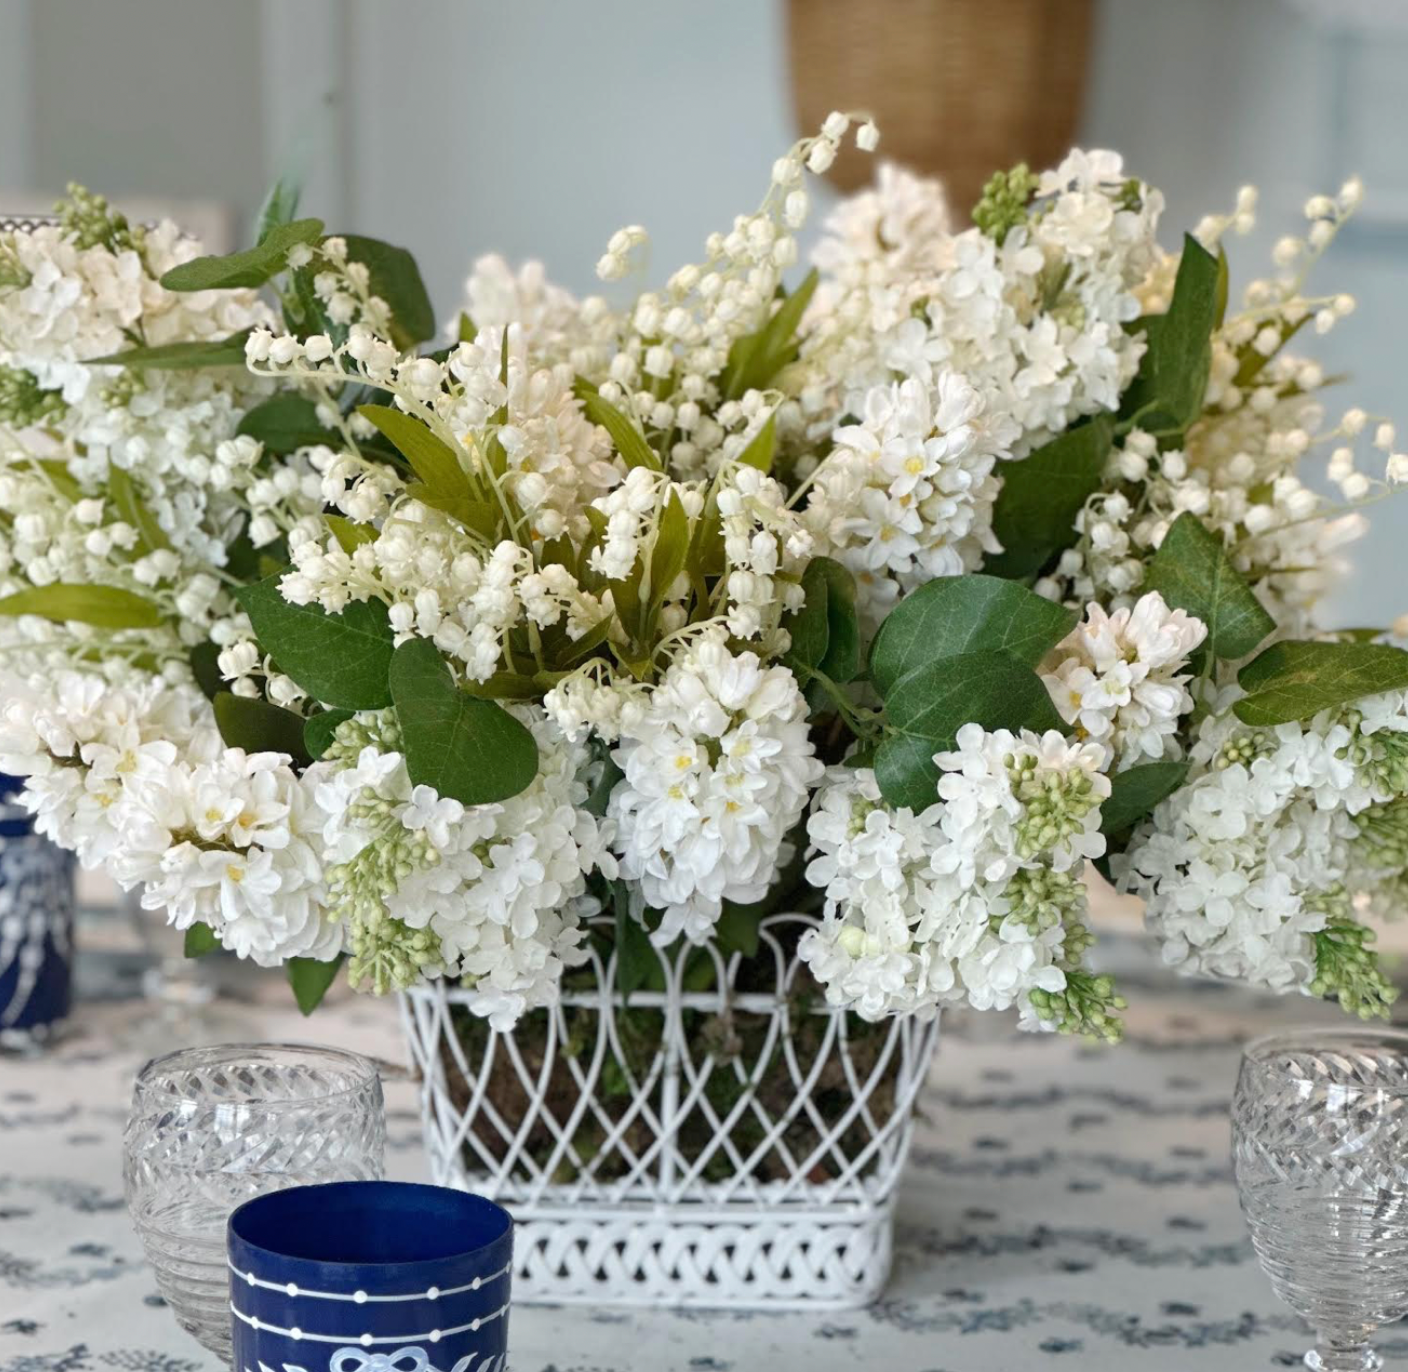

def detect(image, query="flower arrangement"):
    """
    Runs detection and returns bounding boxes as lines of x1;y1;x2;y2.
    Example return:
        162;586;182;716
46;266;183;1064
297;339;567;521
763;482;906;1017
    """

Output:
3;115;1408;1042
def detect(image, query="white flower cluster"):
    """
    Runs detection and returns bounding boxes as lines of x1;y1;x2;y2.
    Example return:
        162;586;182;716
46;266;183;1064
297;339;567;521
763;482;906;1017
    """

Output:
609;631;823;945
1118;689;1408;1013
1042;592;1207;770
799;725;1116;1034
802;372;1009;626
314;709;614;1029
0;668;334;965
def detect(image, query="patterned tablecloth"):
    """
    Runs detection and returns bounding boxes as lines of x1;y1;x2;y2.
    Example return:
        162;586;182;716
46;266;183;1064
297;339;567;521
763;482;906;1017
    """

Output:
0;924;1398;1372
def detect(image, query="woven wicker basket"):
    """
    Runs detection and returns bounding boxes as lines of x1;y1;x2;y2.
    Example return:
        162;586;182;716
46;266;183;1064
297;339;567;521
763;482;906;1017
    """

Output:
787;0;1095;215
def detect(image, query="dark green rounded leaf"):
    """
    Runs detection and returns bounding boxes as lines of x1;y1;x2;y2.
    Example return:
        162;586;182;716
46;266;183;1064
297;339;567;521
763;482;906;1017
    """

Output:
1100;760;1189;836
388;638;538;805
160;218;324;292
287;954;344;1015
213;692;312;764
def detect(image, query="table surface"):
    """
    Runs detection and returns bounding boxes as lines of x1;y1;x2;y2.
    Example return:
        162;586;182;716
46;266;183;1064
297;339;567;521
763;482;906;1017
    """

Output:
0;924;1398;1372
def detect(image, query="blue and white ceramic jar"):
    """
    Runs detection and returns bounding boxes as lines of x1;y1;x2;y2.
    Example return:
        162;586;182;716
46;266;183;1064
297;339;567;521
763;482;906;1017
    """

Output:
0;772;74;1049
229;1181;512;1372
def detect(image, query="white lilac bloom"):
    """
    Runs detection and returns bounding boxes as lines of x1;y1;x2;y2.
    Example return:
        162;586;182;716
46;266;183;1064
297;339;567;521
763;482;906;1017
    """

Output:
609;631;823;946
312;709;615;1030
1118;691;1408;1015
799;734;1120;1037
1042;592;1208;770
803;372;1008;627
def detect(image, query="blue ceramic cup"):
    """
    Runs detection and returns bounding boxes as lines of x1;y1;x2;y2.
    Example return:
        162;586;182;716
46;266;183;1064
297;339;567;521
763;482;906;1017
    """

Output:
228;1181;513;1372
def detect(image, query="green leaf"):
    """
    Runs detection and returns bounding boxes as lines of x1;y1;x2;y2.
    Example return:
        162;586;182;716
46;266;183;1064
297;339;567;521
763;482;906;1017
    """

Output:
715;900;762;959
874;651;1065;810
339;235;435;350
721;269;819;400
1234;640;1408;726
736;413;776;472
782;556;859;684
870;575;1076;698
648;490;690;607
388;638;538;805
255;177;301;245
213;692;312;763
613;882;659;1002
183;921;219;958
160;218;324;292
984;414;1115;578
235;574;394;709
357;404;469;496
325;515;376;555
88;329;254;371
304;708;354;760
403;484;499;538
287;955;344;1015
189;641;224;700
1145;511;1273;663
236;393;337;454
1119;233;1220;436
0;583;163;628
573;380;663;471
1100;760;1189;835
107;466;171;555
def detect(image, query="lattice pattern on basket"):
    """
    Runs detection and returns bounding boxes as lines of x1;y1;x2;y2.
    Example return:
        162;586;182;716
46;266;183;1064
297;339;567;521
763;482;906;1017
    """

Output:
400;914;938;1307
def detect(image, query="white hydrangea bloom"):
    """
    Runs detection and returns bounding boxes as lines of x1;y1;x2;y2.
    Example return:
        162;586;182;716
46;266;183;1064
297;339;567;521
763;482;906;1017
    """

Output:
609;631;823;945
1042;592;1207;770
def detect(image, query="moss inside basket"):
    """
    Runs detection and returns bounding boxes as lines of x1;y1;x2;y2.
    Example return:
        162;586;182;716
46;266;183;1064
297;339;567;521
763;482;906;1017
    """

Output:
438;928;914;1189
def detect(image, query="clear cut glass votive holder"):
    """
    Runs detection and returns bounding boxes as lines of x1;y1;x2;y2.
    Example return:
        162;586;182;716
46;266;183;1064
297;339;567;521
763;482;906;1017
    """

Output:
229;1180;513;1372
123;1043;385;1362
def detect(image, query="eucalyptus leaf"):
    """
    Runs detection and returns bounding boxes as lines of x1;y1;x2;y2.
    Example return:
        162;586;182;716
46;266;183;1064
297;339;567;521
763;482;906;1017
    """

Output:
1234;640;1408;726
339;235;435;349
189;641;224;700
213;692;312;764
1145;511;1273;663
235;574;394;710
870;575;1077;697
613;884;659;1002
287;955;344;1015
1100;760;1189;836
388;638;538;805
573;380;662;472
875;651;1065;809
236;393;337;454
160;218;324;292
782;556;859;686
984;414;1115;578
0;583;163;628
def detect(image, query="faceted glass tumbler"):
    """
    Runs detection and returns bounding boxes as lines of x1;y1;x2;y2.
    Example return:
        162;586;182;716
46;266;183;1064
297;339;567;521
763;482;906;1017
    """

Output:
1232;1027;1408;1372
122;1043;385;1362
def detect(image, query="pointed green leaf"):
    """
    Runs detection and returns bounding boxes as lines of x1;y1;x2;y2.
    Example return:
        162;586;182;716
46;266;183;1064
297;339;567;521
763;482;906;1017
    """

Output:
340;235;435;349
237;393;337;454
287;954;344;1015
235;574;394;709
213;692;312;764
1145;511;1272;663
108;466;171;555
388;638;538;805
984;414;1114;578
304;708;354;761
160;218;324;292
89;329;255;371
1100;760;1189;835
0;583;163;628
648;490;690;607
1234;640;1408;726
357;404;470;497
403;484;499;539
573;380;662;471
255;177;301;246
870;575;1077;698
184;921;220;958
736;413;776;472
721;269;819;399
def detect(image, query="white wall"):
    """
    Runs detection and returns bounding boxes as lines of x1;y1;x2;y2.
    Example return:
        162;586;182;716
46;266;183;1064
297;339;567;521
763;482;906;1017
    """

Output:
2;0;1406;624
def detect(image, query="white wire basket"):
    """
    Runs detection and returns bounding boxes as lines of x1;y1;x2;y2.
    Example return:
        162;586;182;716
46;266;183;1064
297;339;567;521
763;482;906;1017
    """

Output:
399;913;938;1309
